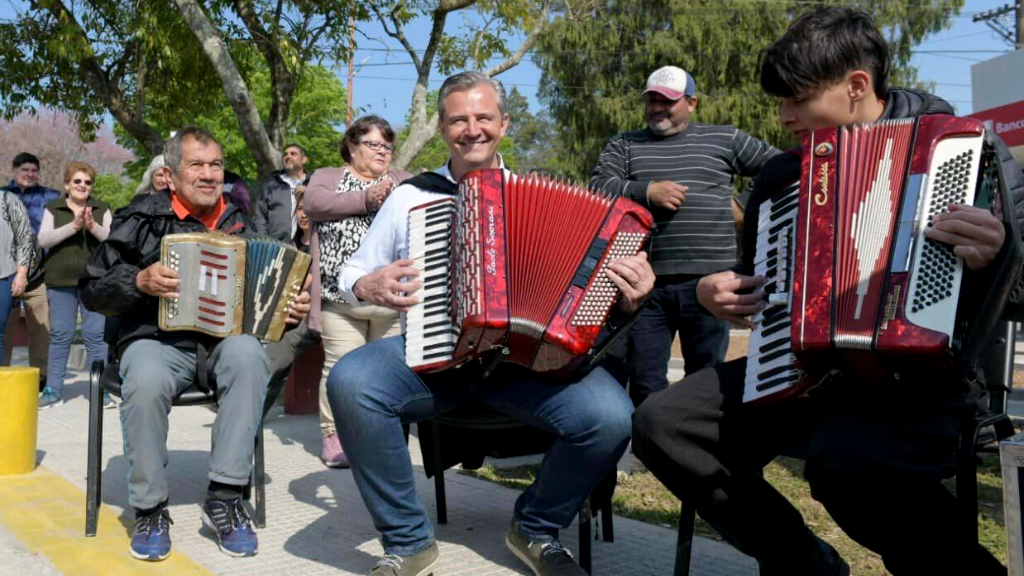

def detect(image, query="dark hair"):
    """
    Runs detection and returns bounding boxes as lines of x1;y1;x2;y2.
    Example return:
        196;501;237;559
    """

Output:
760;8;889;100
12;152;39;169
340;115;395;163
164;126;222;175
284;143;307;157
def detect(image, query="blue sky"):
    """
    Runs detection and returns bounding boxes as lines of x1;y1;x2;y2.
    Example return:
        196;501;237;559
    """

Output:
0;1;1018;130
350;0;1019;125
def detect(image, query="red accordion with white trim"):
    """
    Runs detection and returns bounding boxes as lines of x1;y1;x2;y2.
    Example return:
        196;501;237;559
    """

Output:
744;115;1021;404
404;169;653;375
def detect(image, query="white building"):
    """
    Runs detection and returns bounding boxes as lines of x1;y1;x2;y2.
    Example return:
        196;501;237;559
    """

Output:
970;48;1024;165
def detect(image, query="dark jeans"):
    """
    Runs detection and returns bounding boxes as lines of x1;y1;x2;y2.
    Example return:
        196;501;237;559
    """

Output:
0;275;14;356
632;358;1004;576
625;274;728;406
326;335;632;556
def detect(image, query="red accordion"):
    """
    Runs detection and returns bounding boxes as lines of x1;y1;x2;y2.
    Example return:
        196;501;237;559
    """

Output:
744;115;1021;404
404;169;653;375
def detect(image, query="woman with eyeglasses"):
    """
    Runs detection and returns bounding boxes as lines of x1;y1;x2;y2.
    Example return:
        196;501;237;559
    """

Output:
302;115;411;468
37;162;112;409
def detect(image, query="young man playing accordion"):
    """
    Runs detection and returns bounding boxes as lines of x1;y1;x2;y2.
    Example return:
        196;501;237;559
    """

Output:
326;71;654;576
632;8;1024;576
80;127;311;562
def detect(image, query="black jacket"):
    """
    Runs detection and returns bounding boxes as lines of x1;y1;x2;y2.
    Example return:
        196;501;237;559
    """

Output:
254;170;309;242
79;190;255;357
737;88;1024;319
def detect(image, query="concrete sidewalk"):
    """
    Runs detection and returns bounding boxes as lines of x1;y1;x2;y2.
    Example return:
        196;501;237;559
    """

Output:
0;347;758;576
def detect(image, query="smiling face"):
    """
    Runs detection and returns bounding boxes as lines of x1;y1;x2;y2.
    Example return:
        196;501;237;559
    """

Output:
437;83;509;179
152;167;169;191
64;170;94;203
13;162;39;189
167;135;224;216
283;145;307;175
645;92;697;136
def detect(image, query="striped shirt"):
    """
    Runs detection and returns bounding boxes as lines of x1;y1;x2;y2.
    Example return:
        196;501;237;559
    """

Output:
590;123;779;275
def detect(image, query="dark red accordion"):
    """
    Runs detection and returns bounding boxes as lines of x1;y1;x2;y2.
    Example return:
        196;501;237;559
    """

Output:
405;169;653;375
744;115;1021;404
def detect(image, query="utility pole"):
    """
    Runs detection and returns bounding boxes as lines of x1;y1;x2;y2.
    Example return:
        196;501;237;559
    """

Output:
347;13;355;125
972;3;1022;49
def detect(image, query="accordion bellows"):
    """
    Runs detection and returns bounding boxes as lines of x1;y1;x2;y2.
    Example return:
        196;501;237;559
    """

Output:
405;169;653;375
158;232;311;342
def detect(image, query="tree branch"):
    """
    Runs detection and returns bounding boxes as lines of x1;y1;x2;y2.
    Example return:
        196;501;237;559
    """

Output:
369;1;421;71
32;0;164;155
484;1;551;77
173;0;281;174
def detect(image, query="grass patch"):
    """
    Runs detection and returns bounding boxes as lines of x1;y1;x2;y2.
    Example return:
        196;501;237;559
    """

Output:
460;453;1009;575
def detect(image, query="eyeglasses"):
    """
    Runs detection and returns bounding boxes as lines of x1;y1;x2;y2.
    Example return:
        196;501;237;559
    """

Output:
72;178;94;186
360;141;394;154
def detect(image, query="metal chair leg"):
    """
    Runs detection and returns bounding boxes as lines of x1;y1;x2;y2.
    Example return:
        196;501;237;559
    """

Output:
431;421;448;525
253;424;266;528
579;497;592;575
85;361;105;537
601;488;614;542
675;503;696;576
957;418;982;576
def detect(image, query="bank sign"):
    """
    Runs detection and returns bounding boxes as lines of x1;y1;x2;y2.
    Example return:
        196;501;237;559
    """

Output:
970;99;1024;148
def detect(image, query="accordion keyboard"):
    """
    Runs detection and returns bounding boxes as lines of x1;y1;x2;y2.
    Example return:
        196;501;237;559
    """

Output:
744;184;801;403
405;199;460;368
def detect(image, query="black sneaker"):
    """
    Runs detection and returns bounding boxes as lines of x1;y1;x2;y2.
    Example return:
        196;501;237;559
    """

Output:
129;502;172;561
201;497;258;557
505;520;586;576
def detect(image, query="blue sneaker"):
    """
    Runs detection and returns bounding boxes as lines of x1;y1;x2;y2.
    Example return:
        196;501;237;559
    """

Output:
38;387;63;409
202;497;258;557
130;503;172;561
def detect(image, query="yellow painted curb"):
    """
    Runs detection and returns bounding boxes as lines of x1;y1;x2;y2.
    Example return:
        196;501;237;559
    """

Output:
0;467;214;576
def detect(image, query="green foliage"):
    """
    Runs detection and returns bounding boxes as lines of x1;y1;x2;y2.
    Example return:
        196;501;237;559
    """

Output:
534;0;964;179
92;173;138;211
117;60;347;184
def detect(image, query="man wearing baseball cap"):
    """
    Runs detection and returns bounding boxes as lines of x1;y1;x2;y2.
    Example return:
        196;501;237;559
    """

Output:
590;65;779;408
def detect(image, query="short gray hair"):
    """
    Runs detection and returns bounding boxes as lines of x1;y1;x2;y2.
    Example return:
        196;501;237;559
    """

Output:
437;71;507;120
164;126;221;175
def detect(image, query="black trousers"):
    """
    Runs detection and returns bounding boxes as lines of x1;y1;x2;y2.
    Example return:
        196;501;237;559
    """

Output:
617;274;729;407
632;358;1005;576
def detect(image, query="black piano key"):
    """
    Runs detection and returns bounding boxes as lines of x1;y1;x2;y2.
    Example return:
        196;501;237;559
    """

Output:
770;200;798;221
770;193;799;216
755;373;799;392
424;327;460;339
760;348;792;363
424;320;452;330
769;220;789;235
423;341;456;352
757;364;794;380
758;337;789;354
761;320;790;338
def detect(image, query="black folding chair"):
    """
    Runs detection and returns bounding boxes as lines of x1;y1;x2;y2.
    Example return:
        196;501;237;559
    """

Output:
423;401;615;574
84;355;267;536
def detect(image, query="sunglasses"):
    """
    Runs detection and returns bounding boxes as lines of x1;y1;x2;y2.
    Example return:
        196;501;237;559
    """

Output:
72;178;94;186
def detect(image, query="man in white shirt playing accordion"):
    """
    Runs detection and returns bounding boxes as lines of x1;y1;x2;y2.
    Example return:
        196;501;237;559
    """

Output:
327;71;654;576
80;127;312;562
631;8;1024;576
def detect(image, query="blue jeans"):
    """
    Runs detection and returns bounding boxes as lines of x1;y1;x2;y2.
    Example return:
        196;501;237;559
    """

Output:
46;286;107;394
0;276;15;356
625;274;729;407
326;335;633;556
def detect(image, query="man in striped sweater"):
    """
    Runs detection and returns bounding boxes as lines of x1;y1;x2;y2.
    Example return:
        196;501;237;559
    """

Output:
590;66;779;406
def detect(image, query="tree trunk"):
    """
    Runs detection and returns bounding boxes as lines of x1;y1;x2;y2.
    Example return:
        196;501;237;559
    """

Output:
393;82;438;170
172;0;282;179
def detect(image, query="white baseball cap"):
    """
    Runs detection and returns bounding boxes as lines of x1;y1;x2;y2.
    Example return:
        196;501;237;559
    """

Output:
642;66;698;100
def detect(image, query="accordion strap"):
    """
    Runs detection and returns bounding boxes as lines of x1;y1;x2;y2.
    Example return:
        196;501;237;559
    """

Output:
404;172;457;195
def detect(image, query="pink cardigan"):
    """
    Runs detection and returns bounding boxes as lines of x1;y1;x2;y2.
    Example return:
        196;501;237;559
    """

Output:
302;166;412;334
